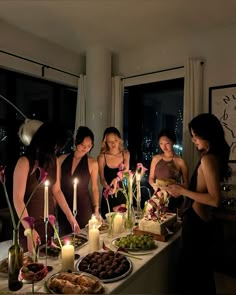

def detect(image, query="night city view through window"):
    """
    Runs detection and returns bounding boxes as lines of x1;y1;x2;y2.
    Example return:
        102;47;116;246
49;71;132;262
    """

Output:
123;78;184;203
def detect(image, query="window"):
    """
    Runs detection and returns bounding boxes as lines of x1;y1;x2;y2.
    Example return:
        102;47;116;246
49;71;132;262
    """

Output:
0;68;77;208
123;78;184;204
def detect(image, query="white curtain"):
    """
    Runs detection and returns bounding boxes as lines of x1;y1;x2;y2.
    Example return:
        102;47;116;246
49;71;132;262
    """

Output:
74;74;86;135
183;58;204;176
111;76;124;135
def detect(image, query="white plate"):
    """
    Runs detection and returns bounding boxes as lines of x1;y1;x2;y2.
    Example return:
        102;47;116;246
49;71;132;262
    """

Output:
76;251;133;283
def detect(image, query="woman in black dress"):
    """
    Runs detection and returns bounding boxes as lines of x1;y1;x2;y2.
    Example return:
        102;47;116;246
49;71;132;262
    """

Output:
97;127;130;219
58;126;100;235
13;120;79;252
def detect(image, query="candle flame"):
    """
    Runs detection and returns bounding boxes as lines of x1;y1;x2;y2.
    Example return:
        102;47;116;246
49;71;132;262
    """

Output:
73;178;78;185
44;180;49;187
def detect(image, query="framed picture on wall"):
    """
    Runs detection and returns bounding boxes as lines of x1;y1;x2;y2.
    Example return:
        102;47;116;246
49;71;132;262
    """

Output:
209;84;236;162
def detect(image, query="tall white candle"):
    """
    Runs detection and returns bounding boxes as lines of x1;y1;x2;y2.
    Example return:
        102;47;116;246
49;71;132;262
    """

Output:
89;226;99;252
113;213;123;234
61;241;75;271
73;178;78;214
44;180;49;221
88;214;98;230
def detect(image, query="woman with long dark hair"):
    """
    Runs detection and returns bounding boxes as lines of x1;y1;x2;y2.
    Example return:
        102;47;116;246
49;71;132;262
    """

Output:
58;126;100;234
166;113;232;295
13;120;79;253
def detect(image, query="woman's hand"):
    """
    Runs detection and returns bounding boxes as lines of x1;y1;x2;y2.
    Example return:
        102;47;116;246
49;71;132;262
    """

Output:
165;184;185;197
69;216;80;233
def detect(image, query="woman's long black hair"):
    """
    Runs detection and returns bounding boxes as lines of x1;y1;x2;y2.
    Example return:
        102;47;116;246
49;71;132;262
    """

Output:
188;113;232;181
26;122;68;170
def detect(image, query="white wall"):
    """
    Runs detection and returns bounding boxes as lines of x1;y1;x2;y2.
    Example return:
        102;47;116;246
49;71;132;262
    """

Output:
114;24;236;187
0;21;82;87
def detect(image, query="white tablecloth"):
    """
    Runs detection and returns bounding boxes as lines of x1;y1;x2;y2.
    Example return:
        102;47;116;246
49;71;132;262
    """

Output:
0;229;181;294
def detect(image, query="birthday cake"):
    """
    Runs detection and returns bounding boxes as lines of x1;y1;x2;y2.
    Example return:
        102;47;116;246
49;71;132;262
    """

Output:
139;212;177;235
139;181;177;235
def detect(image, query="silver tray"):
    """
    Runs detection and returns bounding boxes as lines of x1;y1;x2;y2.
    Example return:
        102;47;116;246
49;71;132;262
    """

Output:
111;236;158;252
75;252;133;283
39;233;88;259
45;271;105;294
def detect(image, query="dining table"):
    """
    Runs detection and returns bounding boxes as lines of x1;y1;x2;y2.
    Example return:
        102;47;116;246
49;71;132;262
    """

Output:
0;227;181;294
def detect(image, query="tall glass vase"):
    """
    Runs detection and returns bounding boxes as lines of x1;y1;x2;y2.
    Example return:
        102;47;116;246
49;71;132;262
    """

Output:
125;203;135;234
8;229;23;291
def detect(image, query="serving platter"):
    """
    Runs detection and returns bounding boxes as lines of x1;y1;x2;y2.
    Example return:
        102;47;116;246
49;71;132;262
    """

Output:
85;223;109;234
0;254;33;278
76;251;132;283
111;234;157;252
39;234;88;259
45;271;105;294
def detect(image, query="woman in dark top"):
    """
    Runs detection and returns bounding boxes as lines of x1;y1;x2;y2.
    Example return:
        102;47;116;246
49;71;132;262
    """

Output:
98;127;130;219
166;113;232;295
58;126;100;234
13;120;79;252
149;129;189;212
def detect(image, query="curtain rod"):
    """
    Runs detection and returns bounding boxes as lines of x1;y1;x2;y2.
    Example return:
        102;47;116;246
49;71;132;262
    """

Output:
122;62;204;80
0;50;80;78
121;66;184;80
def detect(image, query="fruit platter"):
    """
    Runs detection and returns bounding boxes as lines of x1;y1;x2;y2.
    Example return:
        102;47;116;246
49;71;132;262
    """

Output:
112;234;157;251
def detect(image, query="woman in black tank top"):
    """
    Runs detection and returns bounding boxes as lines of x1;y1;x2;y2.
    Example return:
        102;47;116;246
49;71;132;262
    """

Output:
98;127;130;219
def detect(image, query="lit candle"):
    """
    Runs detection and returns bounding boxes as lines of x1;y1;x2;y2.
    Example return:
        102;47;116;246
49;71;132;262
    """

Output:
73;178;78;214
44;180;49;221
61;240;75;271
113;213;123;234
89;225;99;252
88;214;98;230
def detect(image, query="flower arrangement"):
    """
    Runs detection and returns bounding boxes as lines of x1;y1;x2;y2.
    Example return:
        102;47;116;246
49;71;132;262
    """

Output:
23;217;41;262
103;163;150;230
48;214;63;249
0;165;47;234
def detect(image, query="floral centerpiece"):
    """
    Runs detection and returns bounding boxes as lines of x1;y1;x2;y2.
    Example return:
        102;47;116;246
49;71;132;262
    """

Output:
103;163;150;232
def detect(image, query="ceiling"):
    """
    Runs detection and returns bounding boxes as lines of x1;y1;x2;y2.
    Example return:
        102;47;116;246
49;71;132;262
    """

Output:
0;0;236;55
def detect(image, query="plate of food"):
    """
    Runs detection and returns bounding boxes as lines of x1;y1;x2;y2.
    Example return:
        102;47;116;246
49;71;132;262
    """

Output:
76;250;132;283
112;234;158;252
85;223;109;234
45;271;105;294
0;255;34;277
39;234;88;259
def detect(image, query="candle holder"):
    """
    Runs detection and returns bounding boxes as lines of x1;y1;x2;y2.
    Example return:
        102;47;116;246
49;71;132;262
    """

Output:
73;210;77;247
44;218;48;268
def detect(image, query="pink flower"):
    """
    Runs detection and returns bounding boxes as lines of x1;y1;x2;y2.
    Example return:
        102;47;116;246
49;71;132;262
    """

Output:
48;214;62;248
38;167;48;183
48;214;56;226
23;216;35;229
136;163;148;175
